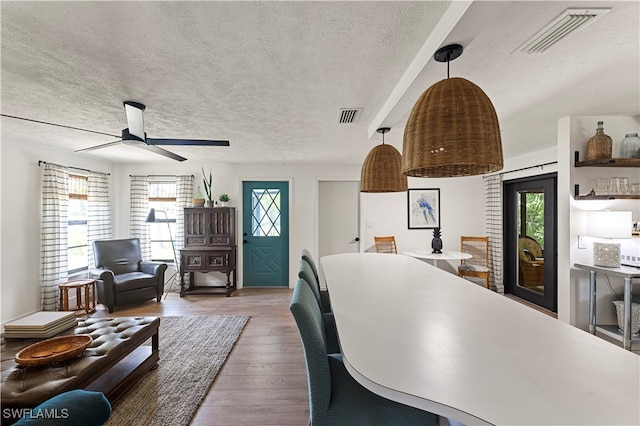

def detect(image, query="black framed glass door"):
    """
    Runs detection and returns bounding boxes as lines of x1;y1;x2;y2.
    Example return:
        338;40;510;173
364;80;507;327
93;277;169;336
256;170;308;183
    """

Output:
504;173;557;312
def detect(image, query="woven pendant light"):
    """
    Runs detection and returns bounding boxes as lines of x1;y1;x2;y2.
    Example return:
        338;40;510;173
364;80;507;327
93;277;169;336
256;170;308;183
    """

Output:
360;127;408;192
402;44;503;178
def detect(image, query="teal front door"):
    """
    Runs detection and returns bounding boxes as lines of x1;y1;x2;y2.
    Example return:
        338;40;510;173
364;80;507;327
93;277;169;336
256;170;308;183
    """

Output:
242;181;289;287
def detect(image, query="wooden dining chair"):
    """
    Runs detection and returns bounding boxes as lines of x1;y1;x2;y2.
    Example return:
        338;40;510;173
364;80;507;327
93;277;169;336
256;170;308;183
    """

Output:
457;236;490;288
374;236;398;254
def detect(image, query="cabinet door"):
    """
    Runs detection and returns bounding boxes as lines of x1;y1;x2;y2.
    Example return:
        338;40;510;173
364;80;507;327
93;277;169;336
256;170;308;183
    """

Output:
207;208;235;246
184;209;208;247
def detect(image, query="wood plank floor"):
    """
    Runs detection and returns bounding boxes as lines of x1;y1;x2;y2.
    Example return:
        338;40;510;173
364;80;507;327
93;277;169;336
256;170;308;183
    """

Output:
102;288;309;426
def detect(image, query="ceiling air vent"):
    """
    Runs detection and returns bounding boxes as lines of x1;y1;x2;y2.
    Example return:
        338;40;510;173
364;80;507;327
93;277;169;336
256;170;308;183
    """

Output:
337;108;361;124
515;8;611;54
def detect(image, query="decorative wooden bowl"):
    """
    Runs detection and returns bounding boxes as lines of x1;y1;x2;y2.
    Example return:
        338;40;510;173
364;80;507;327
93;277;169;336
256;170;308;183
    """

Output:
15;335;92;367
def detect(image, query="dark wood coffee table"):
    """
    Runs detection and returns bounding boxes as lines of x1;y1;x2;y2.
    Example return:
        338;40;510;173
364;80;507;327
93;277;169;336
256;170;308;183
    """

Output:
1;316;159;424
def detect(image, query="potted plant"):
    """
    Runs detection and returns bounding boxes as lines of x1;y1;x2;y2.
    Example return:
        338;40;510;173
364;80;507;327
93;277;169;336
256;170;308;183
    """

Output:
202;168;213;207
219;193;230;207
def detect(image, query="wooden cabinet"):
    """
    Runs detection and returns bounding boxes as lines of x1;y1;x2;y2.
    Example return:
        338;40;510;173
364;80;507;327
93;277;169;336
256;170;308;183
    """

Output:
179;207;237;296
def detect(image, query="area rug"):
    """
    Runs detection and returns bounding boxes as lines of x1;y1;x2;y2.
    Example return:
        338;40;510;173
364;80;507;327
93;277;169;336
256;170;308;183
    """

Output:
105;315;249;426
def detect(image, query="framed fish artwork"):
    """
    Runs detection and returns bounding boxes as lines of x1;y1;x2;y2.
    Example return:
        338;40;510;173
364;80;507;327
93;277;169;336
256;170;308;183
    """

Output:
407;188;440;229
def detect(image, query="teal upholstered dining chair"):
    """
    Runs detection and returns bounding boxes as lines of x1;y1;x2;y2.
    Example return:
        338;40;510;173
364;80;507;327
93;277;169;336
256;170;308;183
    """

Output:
298;260;340;354
301;248;320;281
301;249;332;313
290;279;438;426
298;258;331;314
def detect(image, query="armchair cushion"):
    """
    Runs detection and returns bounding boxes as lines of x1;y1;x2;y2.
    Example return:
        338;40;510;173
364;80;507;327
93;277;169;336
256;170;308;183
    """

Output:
457;264;489;273
113;272;158;292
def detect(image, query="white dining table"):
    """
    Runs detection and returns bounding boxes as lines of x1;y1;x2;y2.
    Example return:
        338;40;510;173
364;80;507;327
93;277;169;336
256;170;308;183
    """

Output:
321;252;640;426
403;249;472;268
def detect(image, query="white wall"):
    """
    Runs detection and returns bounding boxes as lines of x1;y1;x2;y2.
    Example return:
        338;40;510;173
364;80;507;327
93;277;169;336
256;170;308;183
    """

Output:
361;176;486;274
0;139;117;324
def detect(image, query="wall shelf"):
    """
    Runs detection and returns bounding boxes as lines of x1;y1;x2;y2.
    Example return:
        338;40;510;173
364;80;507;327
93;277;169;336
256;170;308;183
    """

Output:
573;151;640;199
574;151;640;167
574;189;640;200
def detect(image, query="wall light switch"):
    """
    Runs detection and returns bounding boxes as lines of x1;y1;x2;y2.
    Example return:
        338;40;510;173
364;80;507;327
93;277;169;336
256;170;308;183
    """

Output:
578;235;587;249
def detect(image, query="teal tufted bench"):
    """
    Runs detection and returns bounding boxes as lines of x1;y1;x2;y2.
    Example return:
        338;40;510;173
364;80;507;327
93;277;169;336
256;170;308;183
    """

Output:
1;317;159;425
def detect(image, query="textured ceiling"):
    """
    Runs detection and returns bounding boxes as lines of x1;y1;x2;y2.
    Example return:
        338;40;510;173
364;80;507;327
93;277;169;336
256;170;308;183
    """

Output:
1;1;638;165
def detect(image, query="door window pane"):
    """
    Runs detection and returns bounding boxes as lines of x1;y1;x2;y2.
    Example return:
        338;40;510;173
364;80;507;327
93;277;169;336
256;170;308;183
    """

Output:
517;189;545;294
251;189;281;236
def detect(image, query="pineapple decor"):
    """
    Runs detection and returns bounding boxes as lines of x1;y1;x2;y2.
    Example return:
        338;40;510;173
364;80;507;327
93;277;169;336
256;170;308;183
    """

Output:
431;227;443;254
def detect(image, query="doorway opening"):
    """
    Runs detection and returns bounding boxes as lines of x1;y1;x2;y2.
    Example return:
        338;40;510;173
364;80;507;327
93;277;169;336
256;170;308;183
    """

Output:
503;173;557;312
317;180;360;286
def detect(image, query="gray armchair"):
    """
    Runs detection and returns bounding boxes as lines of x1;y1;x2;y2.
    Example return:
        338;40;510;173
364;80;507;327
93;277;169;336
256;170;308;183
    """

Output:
91;238;167;313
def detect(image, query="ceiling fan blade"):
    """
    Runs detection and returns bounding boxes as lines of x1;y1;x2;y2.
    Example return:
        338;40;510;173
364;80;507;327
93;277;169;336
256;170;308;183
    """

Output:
140;144;187;162
0;114;120;138
75;140;123;152
146;138;230;147
123;101;146;140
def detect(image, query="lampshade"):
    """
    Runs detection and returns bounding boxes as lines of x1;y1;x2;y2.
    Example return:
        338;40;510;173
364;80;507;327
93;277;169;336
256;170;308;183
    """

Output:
360;128;408;193
585;211;632;238
402;44;503;178
145;208;157;223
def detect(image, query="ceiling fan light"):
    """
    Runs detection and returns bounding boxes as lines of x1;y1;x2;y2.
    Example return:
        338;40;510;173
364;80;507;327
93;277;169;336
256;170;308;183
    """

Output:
402;76;503;177
360;143;408;193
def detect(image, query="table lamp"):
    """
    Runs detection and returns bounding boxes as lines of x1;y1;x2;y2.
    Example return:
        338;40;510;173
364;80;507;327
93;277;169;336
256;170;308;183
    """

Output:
585;211;632;267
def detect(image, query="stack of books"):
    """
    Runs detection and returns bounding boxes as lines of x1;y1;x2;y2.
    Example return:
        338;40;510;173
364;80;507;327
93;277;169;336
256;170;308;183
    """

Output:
3;311;78;339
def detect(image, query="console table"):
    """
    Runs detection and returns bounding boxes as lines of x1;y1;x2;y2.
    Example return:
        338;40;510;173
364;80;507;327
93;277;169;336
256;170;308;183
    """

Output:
1;317;159;425
179;207;237;297
574;263;640;350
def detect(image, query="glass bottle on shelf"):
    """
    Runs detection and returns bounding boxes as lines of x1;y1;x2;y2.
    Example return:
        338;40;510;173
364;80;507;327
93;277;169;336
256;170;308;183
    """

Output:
193;185;205;207
586;121;612;160
619;133;640;159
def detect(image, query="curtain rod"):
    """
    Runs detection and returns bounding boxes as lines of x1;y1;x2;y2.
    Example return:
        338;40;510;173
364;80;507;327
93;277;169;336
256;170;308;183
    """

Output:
129;174;194;178
485;161;558;177
38;160;110;175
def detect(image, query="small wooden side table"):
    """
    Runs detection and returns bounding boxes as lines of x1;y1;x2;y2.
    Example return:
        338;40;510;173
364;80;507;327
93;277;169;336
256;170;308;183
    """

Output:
59;279;96;316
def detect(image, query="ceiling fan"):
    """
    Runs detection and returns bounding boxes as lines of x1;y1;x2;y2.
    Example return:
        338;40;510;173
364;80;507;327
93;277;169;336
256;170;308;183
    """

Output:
73;101;230;161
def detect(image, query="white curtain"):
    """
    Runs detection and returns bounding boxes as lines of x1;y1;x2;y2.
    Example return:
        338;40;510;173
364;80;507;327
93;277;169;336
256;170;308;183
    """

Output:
173;175;194;291
484;174;503;293
88;171;112;267
130;175;150;260
175;175;193;255
41;163;68;311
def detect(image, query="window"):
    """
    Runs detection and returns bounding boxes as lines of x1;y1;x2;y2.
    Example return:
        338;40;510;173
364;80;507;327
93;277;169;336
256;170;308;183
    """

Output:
149;180;177;263
68;174;88;274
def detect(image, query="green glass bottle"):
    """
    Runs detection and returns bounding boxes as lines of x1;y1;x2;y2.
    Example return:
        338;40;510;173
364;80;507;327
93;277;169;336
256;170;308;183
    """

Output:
193;185;205;207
